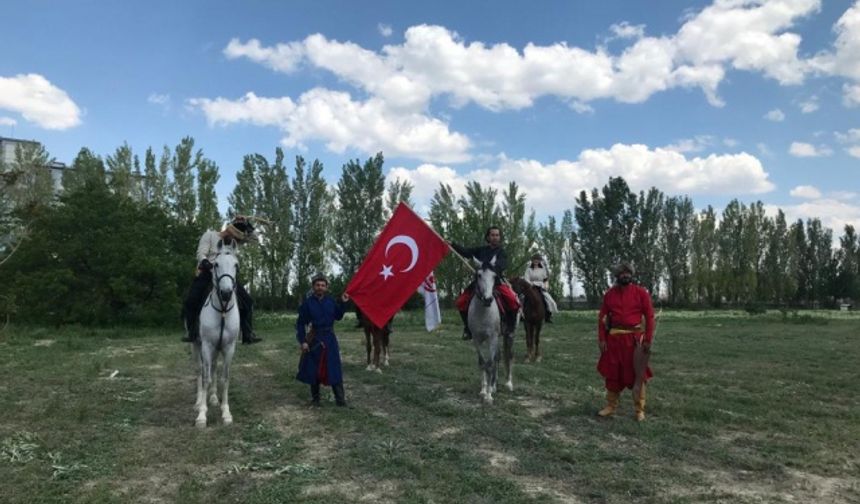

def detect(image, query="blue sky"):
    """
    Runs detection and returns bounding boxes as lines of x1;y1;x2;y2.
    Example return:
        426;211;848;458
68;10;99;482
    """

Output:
2;0;859;233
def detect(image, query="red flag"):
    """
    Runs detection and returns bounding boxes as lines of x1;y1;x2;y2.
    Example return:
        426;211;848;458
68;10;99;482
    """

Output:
346;203;449;328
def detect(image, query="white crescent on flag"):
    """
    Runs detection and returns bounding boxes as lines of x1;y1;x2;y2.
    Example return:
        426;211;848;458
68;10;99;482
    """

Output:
385;235;419;272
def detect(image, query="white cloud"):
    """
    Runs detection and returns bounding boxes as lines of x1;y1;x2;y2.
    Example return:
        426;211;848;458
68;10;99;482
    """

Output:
767;198;860;237
810;2;860;81
378;23;393;37
0;73;82;129
765;108;785;121
388;144;774;214
757;142;774;156
831;190;858;200
609;22;646;40
664;135;714;153
723;138;739;147
147;93;170;106
798;96;819;113
789;141;832;157
189;89;471;163
847;146;860;158
223;38;305;73
0;117;16;127
844;83;860;107
835;128;860;143
790;185;822;198
221;1;824;115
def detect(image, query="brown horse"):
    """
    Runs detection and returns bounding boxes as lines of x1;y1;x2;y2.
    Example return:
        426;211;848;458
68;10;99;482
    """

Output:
509;277;545;363
356;308;391;373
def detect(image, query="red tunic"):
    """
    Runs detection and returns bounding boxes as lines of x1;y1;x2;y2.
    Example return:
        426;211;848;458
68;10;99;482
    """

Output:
597;284;655;391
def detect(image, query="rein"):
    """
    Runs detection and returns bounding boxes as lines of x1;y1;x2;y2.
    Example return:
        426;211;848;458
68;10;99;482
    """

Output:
208;271;237;349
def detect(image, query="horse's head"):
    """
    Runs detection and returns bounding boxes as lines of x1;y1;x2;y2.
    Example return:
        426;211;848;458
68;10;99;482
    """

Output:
212;244;239;305
472;255;497;307
508;276;527;295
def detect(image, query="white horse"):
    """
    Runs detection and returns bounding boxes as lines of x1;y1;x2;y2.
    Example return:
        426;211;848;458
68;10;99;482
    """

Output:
191;244;240;427
468;256;513;404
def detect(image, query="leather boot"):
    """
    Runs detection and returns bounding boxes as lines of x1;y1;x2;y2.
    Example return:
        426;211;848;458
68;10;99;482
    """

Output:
310;383;321;407
240;317;262;345
634;383;647;422
598;390;620;417
333;383;347;407
182;317;199;343
459;310;472;340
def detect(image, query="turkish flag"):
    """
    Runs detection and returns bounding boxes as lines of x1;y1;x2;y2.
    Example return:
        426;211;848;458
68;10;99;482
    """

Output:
346;203;449;328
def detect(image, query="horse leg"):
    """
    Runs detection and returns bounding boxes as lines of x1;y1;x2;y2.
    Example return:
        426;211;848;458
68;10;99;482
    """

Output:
535;323;543;363
504;333;514;391
193;344;205;413
365;328;374;371
208;353;220;407
383;330;390;367
477;353;488;400
372;330;382;374
196;344;214;428
220;343;235;425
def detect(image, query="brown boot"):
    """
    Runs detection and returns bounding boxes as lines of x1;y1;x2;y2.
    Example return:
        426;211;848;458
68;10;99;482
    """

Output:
598;390;620;417
634;383;647;422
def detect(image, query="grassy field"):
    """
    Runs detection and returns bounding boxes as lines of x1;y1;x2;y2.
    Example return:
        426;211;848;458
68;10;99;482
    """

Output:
1;310;859;503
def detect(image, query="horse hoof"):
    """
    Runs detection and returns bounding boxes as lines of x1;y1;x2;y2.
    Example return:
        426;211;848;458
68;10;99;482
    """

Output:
223;416;233;426
483;396;494;405
506;382;514;391
195;418;207;428
374;368;382;374
365;364;376;372
383;359;390;367
536;356;543;363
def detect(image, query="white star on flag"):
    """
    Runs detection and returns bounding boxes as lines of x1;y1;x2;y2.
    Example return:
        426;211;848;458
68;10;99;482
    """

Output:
379;264;394;280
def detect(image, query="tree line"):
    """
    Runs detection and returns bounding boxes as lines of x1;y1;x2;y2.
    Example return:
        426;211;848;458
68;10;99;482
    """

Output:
1;137;858;325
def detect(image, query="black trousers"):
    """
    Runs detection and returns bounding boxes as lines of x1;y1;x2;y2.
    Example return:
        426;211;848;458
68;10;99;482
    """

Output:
182;271;254;339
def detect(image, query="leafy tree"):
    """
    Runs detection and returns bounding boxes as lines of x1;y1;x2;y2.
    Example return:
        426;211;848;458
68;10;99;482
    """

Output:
195;159;221;230
62;147;106;194
2;181;195;324
632;187;663;296
170;136;200;225
429;183;467;303
106;142;134;198
291;156;330;297
662;196;694;305
572;188;608;304
537;215;565;298
253;149;293;306
385;178;415;217
500;182;536;275
560;209;576;303
333;153;386;279
691;206;718;305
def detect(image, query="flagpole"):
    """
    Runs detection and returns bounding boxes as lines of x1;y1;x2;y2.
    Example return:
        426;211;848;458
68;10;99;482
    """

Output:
400;203;475;273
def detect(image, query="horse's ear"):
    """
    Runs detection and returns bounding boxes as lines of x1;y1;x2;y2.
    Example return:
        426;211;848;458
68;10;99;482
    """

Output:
471;257;482;269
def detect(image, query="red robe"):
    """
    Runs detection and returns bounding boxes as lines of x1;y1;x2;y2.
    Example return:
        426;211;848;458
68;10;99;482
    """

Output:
597;283;655;392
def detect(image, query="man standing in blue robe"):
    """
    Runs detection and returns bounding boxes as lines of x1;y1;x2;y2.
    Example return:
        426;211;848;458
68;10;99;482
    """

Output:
296;273;349;407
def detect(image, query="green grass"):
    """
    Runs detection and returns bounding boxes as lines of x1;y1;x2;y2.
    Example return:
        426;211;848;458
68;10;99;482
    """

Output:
1;310;859;503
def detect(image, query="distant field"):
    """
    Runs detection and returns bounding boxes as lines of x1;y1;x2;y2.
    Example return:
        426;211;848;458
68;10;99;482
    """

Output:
1;310;858;503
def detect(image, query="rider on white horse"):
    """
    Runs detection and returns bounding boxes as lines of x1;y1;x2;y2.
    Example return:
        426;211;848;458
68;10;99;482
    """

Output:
182;215;261;345
523;253;558;323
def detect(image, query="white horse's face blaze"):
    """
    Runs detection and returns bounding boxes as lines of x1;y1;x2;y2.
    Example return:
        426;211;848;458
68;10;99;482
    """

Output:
475;263;496;307
213;252;238;304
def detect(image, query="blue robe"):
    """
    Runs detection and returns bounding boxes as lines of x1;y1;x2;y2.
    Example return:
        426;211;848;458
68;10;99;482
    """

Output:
296;295;346;386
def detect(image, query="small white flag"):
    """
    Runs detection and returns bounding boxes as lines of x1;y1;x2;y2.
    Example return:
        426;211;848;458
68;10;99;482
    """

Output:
417;272;442;332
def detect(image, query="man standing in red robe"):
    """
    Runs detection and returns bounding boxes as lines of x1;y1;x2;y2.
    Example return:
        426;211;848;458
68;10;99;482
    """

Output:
596;262;655;421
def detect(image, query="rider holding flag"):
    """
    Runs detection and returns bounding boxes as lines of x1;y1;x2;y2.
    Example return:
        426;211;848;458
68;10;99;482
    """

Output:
449;226;521;340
